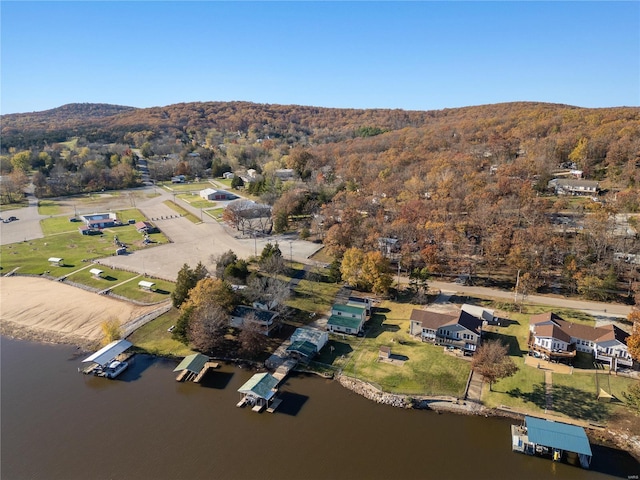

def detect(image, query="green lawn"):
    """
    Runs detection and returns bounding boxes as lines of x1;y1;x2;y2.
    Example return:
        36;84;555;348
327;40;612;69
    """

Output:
111;276;174;303
0;200;29;211
314;299;471;397
204;207;225;221
41;217;80;236
38;200;63;216
162;181;214;192
1;224;168;276
66;265;139;289
163;200;201;223
482;362;547;412
127;308;194;357
287;279;341;318
177;193;215;209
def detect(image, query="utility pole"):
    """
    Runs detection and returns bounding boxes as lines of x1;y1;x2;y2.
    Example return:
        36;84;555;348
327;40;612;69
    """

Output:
514;269;520;304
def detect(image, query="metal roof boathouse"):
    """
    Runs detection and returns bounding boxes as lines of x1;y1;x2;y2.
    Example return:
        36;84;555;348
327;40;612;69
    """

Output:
512;416;592;469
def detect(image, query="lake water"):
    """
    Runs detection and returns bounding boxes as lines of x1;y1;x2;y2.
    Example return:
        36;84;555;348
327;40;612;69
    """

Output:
1;337;637;480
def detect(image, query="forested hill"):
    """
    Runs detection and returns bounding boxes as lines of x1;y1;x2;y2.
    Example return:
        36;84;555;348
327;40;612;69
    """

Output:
3;100;638;151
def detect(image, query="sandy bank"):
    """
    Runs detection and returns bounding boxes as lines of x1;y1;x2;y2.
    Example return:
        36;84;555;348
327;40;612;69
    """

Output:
0;276;160;348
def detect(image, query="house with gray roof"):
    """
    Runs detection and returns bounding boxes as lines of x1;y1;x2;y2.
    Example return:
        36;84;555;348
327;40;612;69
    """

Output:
230;305;279;336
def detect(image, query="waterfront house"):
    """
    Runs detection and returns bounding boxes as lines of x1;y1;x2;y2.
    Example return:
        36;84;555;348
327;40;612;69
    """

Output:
230;305;279;336
435;311;483;353
347;296;373;317
409;310;458;341
289;327;328;354
327;303;367;335
409;309;483;354
529;312;632;369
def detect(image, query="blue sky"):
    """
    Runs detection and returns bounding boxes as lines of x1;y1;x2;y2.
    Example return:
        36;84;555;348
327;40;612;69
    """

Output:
1;1;638;114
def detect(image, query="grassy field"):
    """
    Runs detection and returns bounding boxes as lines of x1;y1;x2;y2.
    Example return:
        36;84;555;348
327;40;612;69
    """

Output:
2;213;168;276
111;276;174;303
127;308;194;357
38;200;63;216
0;200;29;211
66;265;139;289
287;279;341;319
177;193;215;209
204;207;225;221
162;181;214;192
163;200;201;223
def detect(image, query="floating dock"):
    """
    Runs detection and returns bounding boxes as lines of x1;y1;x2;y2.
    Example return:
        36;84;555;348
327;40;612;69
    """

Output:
174;353;218;383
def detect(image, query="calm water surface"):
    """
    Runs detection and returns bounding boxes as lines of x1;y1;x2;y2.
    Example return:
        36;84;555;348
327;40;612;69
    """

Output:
1;337;637;480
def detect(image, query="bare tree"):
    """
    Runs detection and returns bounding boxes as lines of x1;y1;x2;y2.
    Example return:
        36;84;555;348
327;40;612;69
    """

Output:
238;317;268;358
188;303;228;353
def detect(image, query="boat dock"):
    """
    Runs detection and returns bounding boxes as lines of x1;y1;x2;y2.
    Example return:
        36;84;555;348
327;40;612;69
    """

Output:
173;353;219;383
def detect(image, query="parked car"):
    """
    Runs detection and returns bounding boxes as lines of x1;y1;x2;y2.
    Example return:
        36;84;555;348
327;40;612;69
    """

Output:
3;216;18;223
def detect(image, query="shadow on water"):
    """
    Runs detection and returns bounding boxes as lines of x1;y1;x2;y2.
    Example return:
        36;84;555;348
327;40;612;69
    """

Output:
199;370;234;389
275;391;309;416
589;443;640;478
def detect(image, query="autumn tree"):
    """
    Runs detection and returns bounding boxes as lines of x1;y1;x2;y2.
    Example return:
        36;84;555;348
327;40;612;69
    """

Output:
341;248;392;294
100;318;122;346
471;340;518;391
178;278;238;352
171;262;208;307
627;310;640;363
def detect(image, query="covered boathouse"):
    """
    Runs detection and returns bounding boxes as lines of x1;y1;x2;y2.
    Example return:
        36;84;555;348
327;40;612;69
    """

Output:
81;339;133;378
237;372;279;412
173;353;218;382
512;416;592;469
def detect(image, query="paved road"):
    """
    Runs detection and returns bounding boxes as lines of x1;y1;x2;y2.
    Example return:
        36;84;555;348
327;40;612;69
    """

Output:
428;280;632;319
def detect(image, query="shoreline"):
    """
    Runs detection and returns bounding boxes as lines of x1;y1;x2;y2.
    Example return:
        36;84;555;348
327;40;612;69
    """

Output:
2;327;639;463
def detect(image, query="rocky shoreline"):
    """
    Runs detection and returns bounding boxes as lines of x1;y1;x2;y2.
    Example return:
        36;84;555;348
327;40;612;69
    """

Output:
336;374;640;462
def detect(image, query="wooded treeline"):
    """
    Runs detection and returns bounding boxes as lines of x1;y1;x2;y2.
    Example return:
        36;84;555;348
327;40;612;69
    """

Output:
2;100;639;300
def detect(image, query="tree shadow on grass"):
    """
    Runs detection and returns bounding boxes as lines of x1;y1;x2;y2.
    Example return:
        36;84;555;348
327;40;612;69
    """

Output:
316;340;353;365
483;332;523;356
507;383;610;423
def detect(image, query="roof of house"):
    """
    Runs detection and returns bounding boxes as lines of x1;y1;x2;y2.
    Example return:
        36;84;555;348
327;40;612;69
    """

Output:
443;310;483;335
290;327;327;349
410;309;458;330
327;315;363;330
82;339;132;367
233;305;278;323
554;179;599;188
529;312;564;326
332;304;366;316
237;372;278;400
533;323;572;343
530;313;630;346
173;353;210;373
525;416;592;457
286;340;317;358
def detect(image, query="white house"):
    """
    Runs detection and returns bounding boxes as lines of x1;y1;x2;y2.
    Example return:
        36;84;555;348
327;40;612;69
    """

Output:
327;303;367;335
529;312;632;369
200;188;236;201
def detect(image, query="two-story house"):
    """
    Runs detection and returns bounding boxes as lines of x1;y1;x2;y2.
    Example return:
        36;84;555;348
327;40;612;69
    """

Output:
529;312;632;370
327;303;367;335
410;309;483;354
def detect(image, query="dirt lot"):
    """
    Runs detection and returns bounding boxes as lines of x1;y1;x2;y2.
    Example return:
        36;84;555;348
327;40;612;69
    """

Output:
0;276;160;347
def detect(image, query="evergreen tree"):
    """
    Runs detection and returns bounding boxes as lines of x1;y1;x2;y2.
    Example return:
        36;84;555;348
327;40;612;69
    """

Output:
171;263;196;308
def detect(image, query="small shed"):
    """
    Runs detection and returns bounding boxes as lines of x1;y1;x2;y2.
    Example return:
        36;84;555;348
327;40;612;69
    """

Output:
379;345;391;360
48;257;63;266
138;280;156;291
89;268;104;278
